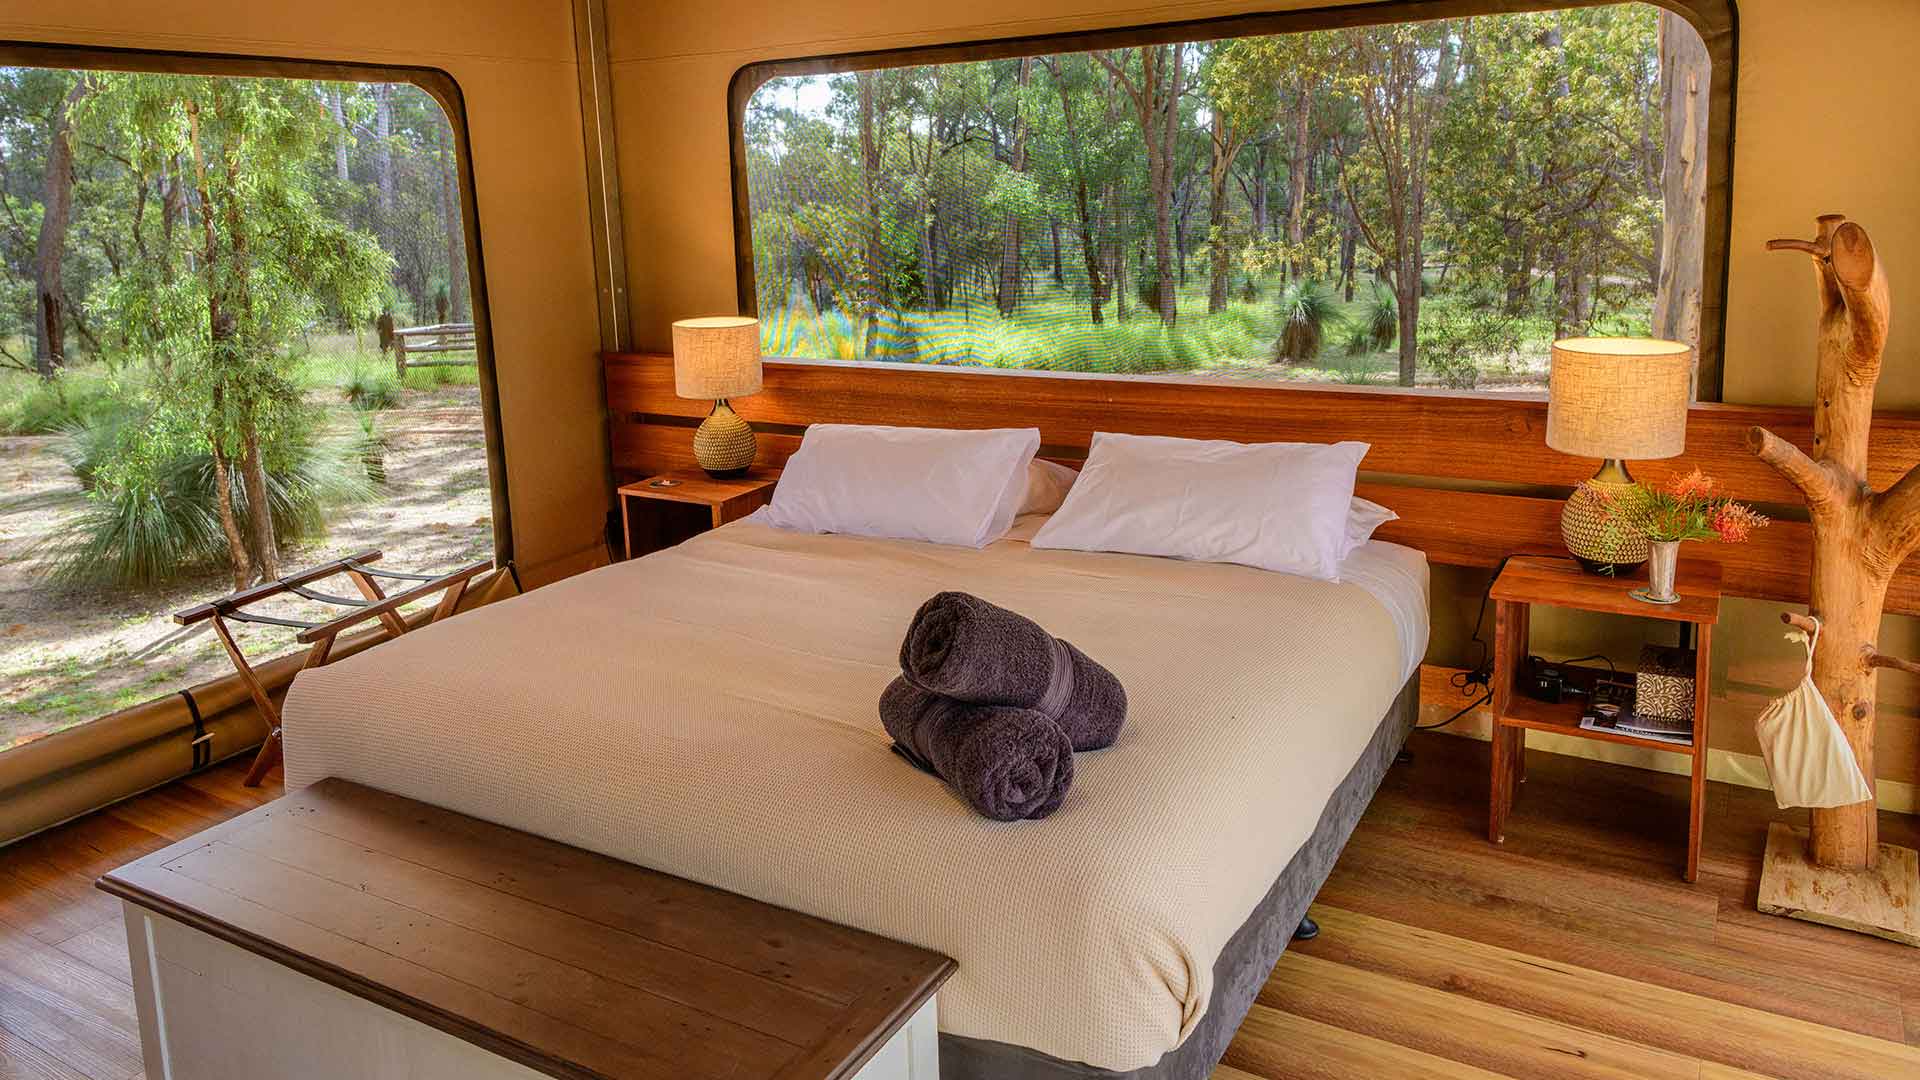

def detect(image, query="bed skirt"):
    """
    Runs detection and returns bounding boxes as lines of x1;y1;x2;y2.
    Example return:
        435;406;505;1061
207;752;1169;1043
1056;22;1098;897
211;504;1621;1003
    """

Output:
938;672;1418;1080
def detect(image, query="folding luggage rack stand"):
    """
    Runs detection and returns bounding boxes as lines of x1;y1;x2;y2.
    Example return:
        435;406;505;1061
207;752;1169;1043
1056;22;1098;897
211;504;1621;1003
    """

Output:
173;549;492;786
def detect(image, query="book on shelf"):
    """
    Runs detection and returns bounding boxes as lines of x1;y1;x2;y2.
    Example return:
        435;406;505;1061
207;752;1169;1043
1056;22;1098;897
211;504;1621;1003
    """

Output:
1578;677;1694;745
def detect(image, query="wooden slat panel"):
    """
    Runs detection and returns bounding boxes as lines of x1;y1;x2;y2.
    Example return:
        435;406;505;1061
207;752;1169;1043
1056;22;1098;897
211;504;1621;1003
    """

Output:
605;353;1920;503
610;419;1920;613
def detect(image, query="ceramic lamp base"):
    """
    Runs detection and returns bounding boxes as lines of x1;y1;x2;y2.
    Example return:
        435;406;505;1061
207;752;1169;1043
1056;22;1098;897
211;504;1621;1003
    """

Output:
1562;459;1649;574
693;399;756;478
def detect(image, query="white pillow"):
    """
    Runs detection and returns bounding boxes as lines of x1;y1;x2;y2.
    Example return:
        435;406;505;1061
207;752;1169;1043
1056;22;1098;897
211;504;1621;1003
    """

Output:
1344;497;1399;559
1019;459;1080;516
760;424;1040;547
1030;432;1368;580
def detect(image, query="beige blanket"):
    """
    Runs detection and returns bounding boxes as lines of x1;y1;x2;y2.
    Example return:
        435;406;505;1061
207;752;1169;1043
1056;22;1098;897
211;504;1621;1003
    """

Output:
283;521;1410;1071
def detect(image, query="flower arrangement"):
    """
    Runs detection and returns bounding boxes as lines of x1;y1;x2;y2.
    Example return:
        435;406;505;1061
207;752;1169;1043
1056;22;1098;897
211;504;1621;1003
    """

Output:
1581;468;1768;561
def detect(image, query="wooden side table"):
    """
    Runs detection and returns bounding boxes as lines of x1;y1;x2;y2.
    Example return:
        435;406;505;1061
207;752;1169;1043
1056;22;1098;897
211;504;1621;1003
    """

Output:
617;468;779;559
1487;555;1722;881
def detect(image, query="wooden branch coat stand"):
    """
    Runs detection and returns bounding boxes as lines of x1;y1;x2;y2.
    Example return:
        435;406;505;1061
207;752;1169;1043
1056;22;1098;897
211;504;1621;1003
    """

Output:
1750;214;1920;945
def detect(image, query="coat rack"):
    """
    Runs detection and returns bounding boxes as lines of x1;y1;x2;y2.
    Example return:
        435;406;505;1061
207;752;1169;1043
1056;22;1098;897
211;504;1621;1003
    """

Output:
1749;214;1920;945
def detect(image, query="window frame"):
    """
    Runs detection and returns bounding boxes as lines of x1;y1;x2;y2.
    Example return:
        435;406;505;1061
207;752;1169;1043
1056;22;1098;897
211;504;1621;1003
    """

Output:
725;0;1738;399
0;38;515;566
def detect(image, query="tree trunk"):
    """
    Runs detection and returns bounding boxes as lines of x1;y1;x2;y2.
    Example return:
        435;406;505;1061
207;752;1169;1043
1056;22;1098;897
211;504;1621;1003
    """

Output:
1652;10;1709;348
997;57;1033;318
1284;77;1314;281
1249;142;1269;238
186;97;256;584
1206;110;1237;314
1750;217;1919;871
33;81;85;376
1094;46;1178;325
209;429;251;591
438;124;470;322
1395;261;1420;385
1153;47;1182;327
373;85;395;218
1051;67;1103;324
240;426;278;582
1049;217;1064;287
329;87;350;183
857;71;884;357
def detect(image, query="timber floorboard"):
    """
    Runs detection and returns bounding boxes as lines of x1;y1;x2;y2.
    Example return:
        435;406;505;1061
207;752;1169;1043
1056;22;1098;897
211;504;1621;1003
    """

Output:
3;739;1919;1080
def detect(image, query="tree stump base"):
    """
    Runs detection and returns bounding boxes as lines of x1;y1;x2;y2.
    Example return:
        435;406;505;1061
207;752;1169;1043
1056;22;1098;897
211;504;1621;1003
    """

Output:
1757;822;1920;947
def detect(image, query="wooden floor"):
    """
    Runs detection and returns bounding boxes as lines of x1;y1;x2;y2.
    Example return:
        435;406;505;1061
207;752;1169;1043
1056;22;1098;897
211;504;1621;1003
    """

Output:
3;735;1918;1080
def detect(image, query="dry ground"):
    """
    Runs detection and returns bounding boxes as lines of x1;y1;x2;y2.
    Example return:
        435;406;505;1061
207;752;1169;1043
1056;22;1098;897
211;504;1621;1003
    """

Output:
0;384;494;749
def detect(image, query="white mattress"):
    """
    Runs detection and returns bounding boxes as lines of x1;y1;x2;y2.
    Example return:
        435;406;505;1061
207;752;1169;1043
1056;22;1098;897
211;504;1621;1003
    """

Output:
282;518;1428;1071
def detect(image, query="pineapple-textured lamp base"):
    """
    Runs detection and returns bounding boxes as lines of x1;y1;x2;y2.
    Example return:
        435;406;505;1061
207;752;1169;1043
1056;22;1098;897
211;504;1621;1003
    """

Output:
693;398;756;478
1562;458;1650;574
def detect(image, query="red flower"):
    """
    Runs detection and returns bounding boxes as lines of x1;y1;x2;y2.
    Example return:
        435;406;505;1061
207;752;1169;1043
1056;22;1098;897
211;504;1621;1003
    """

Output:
1670;468;1715;500
1711;502;1767;544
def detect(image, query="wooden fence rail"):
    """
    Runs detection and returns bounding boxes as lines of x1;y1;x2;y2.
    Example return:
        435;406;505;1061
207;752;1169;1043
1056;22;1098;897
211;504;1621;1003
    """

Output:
393;322;476;378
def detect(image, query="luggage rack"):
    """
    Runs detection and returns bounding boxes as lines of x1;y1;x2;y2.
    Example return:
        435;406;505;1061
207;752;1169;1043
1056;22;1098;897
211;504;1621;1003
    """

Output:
173;549;493;786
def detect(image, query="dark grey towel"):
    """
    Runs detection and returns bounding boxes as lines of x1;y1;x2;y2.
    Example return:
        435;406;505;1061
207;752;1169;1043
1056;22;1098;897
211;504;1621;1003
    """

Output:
879;676;1073;821
899;590;1127;751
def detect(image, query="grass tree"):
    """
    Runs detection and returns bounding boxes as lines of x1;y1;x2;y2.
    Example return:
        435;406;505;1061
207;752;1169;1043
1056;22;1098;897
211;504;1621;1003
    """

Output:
73;73;388;588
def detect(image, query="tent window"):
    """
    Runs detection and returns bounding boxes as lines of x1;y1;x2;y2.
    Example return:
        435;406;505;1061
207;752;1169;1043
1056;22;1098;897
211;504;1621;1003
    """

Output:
732;1;1731;396
0;50;504;763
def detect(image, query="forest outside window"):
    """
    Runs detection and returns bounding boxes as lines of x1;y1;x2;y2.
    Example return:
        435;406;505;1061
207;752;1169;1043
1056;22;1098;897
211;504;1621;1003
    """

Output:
1;62;496;753
737;2;1721;393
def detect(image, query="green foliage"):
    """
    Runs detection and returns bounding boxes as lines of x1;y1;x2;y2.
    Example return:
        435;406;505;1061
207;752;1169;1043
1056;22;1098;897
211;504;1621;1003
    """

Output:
0;367;124;434
36;72;397;582
43;408;377;587
1362;285;1398;352
742;5;1676;384
340;367;400;410
401;363;477;389
352;409;390;487
1417;306;1524;390
1274;279;1343;362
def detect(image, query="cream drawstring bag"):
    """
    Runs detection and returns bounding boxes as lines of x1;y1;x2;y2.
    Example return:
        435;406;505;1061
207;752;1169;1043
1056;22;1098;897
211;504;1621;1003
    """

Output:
1753;617;1873;809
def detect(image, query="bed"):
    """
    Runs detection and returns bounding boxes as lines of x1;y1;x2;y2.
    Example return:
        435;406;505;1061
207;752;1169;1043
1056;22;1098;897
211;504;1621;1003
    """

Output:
281;512;1429;1078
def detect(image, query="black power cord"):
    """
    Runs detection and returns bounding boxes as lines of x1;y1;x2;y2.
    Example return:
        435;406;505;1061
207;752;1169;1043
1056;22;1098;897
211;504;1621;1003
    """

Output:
1416;553;1591;732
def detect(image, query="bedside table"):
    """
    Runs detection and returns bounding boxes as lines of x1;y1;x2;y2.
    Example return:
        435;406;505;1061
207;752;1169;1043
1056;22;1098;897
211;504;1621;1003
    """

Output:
1487;555;1722;882
617;469;779;559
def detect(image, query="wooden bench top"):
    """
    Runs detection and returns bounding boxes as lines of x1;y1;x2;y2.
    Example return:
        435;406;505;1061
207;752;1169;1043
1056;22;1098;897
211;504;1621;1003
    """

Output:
98;779;955;1080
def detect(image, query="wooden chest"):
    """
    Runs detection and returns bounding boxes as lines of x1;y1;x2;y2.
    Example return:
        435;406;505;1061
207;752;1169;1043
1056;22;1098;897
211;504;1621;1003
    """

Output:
99;778;953;1080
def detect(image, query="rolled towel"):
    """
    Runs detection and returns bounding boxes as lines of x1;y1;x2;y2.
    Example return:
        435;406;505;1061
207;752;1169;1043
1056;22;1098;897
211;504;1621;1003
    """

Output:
899;591;1128;751
880;676;1073;821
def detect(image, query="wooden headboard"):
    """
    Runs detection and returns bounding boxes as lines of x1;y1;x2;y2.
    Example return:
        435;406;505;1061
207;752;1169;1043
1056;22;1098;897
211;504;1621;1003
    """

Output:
603;353;1920;616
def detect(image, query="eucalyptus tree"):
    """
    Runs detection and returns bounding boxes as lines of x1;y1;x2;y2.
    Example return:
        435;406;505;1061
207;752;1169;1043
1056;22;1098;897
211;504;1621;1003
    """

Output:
1198;37;1288;312
72;73;389;587
1333;19;1462;385
1095;45;1186;327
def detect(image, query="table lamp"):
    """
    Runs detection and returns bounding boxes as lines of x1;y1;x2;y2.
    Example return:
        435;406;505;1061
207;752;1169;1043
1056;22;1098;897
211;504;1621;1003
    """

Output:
1546;337;1692;573
672;316;763;478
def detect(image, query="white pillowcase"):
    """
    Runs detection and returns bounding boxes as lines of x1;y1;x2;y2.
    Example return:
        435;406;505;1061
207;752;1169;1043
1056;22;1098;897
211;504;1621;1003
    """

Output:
1344;497;1399;558
760;424;1040;547
1030;432;1369;580
1019;459;1080;516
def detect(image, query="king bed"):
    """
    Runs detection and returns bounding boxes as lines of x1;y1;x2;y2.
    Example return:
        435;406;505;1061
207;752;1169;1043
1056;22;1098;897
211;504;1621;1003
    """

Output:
280;510;1428;1079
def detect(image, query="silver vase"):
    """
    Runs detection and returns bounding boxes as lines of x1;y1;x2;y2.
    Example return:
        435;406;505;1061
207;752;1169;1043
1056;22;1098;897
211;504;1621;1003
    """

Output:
1637;540;1682;605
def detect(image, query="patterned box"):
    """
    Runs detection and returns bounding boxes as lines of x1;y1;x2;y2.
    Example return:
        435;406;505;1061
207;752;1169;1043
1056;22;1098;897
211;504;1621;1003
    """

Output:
1634;644;1696;723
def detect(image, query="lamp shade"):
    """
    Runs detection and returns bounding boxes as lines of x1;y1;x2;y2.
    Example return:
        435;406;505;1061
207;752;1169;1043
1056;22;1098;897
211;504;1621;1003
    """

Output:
672;316;763;400
1546;337;1691;460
